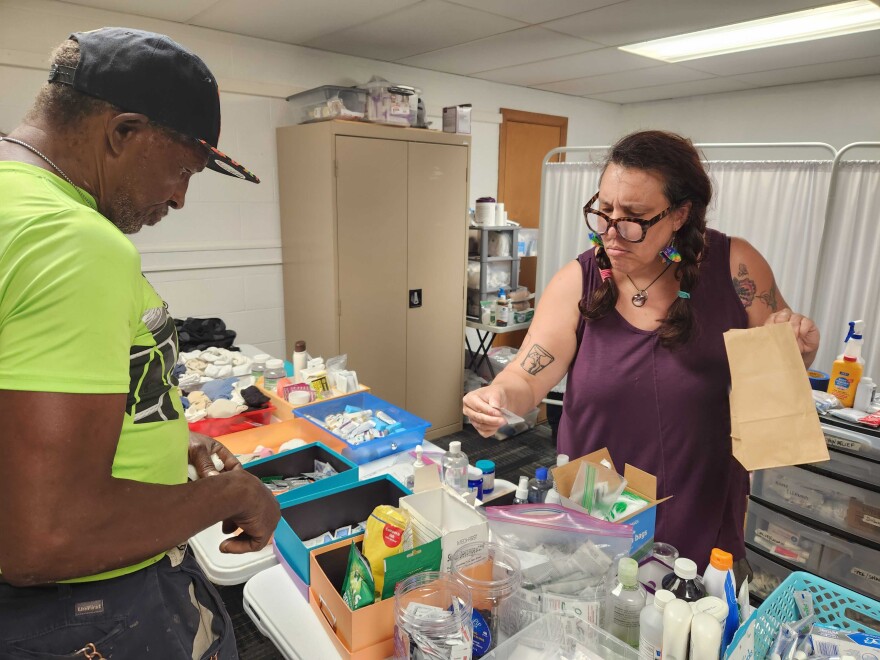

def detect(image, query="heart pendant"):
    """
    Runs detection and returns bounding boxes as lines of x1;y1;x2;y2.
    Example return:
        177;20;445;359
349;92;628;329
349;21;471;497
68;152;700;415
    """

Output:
632;291;648;307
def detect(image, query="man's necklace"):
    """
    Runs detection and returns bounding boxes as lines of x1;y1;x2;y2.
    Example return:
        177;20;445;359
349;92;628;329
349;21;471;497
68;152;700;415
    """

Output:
0;136;96;210
626;262;673;307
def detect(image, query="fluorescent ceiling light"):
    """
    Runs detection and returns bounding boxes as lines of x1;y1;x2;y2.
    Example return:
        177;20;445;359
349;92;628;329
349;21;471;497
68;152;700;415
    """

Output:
619;0;880;62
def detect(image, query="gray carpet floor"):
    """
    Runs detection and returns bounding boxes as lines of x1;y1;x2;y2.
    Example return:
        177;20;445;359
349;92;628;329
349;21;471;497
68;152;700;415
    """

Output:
224;421;559;659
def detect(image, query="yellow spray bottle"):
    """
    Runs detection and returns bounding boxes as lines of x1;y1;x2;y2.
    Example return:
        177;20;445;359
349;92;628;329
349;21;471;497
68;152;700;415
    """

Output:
827;321;865;408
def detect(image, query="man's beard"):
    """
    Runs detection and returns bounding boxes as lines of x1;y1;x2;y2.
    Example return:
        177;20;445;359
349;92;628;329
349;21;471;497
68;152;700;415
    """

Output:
105;189;165;234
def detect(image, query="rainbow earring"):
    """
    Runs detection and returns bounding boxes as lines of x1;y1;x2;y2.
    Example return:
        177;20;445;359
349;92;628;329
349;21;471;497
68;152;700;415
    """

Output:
659;236;681;264
588;231;604;247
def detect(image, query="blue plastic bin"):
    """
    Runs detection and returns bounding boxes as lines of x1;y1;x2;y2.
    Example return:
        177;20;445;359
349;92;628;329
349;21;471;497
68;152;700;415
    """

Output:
293;392;430;464
273;474;410;586
725;571;880;658
244;441;358;505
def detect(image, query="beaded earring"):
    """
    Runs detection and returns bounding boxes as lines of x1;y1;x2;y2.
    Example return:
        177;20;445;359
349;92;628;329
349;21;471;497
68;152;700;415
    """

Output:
588;231;604;248
659;235;682;264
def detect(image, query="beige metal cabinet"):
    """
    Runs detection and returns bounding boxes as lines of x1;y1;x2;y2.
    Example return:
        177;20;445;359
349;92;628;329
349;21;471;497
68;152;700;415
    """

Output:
277;121;470;439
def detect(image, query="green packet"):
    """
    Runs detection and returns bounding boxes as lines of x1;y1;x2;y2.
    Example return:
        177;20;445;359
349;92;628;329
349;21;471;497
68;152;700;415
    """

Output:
342;542;375;611
604;489;651;522
381;538;442;600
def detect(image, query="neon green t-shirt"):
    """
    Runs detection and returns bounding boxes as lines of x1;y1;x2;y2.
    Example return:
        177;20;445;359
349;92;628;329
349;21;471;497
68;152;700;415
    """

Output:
0;162;189;582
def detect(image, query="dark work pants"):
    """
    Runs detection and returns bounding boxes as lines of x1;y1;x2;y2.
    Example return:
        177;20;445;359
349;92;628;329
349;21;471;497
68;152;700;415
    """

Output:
0;552;237;659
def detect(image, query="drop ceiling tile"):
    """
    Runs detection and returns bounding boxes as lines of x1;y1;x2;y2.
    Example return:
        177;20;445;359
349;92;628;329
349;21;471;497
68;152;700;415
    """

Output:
190;0;421;44
398;26;597;75
733;56;880;87
303;0;526;61
544;0;833;47
588;76;753;103
473;47;655;86
443;0;622;24
679;30;880;76
535;64;712;95
55;0;220;22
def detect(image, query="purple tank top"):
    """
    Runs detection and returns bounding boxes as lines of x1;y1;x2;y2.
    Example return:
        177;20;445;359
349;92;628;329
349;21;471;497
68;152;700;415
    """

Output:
558;229;750;570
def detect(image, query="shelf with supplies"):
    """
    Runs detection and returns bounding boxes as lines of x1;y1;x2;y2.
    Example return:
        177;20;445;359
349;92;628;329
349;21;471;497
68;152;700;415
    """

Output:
746;416;880;602
467;225;521;320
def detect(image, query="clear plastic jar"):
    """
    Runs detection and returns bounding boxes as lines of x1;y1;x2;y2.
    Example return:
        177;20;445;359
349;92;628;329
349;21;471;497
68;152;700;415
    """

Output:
450;542;522;655
263;358;286;393
251;353;271;380
394;571;473;660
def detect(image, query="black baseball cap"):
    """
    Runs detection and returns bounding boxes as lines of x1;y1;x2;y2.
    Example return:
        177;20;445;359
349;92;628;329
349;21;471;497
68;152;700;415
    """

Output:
48;27;259;184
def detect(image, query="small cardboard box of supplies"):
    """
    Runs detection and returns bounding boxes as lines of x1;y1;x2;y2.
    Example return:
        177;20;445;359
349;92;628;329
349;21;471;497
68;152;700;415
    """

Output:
551;448;670;559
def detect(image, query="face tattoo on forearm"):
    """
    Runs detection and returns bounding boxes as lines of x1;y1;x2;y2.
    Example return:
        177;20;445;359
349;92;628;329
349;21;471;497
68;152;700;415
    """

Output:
521;344;556;376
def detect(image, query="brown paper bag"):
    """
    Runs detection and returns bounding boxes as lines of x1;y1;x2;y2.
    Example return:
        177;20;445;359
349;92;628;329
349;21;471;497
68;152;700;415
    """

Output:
724;322;829;470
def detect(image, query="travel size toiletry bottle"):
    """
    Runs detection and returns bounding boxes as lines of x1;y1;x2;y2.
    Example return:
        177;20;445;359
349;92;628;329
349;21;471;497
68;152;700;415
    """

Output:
639;589;675;659
607;557;646;648
441;441;469;494
662;558;706;603
512;476;529;504
527;467;552;503
496;288;509;327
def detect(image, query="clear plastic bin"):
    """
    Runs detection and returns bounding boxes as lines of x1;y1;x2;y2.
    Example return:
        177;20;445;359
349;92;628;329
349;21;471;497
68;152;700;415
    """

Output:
745;499;846;571
821;419;880;462
361;81;419;126
809;449;880;487
751;465;880;545
818;538;880;599
286;85;366;124
745;547;791;601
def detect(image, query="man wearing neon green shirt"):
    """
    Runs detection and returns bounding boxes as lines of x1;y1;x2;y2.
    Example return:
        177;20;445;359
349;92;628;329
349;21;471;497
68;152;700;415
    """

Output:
0;28;279;658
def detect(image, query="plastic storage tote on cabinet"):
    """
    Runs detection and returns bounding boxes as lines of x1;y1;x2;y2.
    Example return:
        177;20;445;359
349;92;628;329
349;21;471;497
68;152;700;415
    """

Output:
745;547;792;601
751;465;880;545
360;80;418;126
286;85;366;124
294;392;429;464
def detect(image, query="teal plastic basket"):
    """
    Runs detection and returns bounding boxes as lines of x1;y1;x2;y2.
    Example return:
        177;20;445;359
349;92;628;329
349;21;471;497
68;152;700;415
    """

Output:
726;571;880;658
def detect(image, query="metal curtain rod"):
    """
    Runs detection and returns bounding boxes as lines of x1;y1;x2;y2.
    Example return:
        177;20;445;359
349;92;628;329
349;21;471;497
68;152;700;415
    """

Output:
812;141;880;319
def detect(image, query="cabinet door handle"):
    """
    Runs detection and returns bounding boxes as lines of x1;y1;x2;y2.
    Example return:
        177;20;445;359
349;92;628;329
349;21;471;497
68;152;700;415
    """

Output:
409;289;422;308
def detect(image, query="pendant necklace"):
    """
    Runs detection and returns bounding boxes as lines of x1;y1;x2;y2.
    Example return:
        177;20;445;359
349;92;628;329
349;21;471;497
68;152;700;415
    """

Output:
0;136;96;210
626;262;672;307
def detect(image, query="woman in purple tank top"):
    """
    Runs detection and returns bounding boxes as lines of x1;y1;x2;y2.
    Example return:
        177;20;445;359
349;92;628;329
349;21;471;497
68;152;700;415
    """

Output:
464;131;820;572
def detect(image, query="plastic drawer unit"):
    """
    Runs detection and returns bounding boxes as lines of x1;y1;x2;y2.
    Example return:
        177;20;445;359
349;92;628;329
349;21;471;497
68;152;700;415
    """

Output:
745;499;848;571
745;546;793;601
273;474;410;586
821;418;880;462
819;539;880;599
751;465;880;546
806;448;880;488
294;392;429;464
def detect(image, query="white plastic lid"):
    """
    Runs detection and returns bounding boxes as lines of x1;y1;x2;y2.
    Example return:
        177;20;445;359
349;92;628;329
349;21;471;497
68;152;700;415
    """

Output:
449;441;461;454
516;476;529;498
468;466;483;479
253;353;271;362
674;557;698;580
693;596;729;624
266;358;284;369
413;446;425;468
556;454;570;467
654;589;676;611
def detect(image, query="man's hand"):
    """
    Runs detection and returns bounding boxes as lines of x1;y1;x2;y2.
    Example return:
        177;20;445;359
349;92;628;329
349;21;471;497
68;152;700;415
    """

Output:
188;431;241;479
218;470;281;554
764;308;820;368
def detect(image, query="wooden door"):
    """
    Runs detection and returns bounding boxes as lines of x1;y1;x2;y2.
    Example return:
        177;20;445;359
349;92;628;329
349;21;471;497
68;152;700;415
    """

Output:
407;141;468;435
496;109;568;348
336;136;408;407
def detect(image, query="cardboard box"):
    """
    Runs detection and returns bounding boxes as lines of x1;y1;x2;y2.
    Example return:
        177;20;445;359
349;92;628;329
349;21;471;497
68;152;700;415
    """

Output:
309;587;395;660
255;376;370;422
551;447;670;559
400;466;489;571
442;104;472;134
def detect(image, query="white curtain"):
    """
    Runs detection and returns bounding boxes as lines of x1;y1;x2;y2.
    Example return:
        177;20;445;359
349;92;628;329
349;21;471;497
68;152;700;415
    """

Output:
538;160;831;321
706;161;831;317
537;162;603;298
811;161;880;375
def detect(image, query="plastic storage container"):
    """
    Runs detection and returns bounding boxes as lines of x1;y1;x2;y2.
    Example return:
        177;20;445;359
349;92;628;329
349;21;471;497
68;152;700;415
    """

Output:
361;80;419;126
187;405;275;436
215;416;345;460
725;572;880;659
745;547;792;601
394;572;474;660
818;538;880;599
286;85;367;124
751;465;880;545
294;392;430;464
744;499;847;571
451;541;522;654
821;418;880;461
807;448;880;487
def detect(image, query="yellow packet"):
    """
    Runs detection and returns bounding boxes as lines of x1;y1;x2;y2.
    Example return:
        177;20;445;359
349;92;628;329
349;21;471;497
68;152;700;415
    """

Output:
363;505;410;599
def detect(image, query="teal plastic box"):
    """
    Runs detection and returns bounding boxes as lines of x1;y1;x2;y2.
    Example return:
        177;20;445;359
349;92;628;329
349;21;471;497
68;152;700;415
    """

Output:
244;441;358;506
273;474;410;585
294;392;430;464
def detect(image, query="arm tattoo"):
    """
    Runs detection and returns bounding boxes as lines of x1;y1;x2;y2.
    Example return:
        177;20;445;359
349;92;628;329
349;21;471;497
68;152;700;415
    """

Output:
757;281;780;312
732;263;757;309
521;344;556;376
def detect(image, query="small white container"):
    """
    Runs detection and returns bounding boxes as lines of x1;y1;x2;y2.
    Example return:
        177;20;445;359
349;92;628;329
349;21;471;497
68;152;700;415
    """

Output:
639;589;675;660
264;358;286;392
476;201;495;225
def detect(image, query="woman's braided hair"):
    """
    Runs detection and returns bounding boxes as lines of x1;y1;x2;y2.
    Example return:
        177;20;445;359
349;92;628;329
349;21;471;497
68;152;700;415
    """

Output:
579;130;712;348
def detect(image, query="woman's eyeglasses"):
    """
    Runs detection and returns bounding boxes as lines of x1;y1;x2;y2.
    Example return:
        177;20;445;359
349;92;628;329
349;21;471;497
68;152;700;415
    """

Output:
583;192;676;243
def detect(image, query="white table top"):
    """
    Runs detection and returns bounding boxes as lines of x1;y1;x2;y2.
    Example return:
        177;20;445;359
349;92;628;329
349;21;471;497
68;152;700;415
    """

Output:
466;319;531;334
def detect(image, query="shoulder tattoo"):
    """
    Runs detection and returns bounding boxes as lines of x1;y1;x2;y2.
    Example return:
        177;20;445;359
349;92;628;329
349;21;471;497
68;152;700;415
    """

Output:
521;344;555;376
757;280;780;312
732;263;756;309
